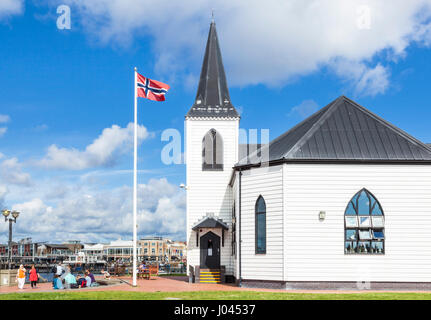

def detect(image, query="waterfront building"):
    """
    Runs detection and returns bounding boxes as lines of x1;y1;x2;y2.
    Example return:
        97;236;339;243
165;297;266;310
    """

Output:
185;21;431;288
62;240;84;254
139;236;168;262
81;243;107;264
0;237;185;267
36;243;75;262
104;239;141;263
139;237;187;263
62;243;107;265
0;238;39;264
168;241;187;262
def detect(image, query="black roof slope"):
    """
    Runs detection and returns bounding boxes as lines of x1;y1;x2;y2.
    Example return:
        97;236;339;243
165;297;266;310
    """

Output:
186;22;239;119
236;96;431;167
192;217;229;230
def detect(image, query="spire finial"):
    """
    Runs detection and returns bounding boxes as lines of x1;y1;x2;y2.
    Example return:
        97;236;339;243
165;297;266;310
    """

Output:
211;9;215;23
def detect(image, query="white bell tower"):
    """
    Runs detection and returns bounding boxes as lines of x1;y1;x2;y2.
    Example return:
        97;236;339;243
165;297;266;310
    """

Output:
185;21;239;281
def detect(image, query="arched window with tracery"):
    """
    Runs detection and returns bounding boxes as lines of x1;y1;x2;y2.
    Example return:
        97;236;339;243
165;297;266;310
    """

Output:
344;189;385;254
202;129;223;171
255;196;266;254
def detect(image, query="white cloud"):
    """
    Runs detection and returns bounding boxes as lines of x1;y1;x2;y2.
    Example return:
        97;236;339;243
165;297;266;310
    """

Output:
0;157;32;186
355;64;390;97
39;122;153;170
0;115;10;123
0;185;8;208
0;0;23;19
2;178;186;243
289;99;319;119
33;124;49;132
0;115;10;138
330;59;390;96
55;0;431;96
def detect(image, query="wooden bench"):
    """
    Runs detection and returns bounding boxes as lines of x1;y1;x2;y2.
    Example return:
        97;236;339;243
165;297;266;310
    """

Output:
149;266;158;277
138;266;158;280
139;269;150;280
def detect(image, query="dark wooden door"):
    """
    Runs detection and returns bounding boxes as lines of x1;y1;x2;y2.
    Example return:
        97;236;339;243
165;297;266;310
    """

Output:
200;231;220;269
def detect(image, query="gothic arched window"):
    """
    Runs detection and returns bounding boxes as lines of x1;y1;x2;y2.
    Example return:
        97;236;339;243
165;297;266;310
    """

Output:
202;129;223;171
344;189;385;254
255;196;266;254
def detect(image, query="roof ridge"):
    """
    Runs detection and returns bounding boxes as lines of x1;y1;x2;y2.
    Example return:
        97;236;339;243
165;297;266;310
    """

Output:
235;95;431;168
236;97;340;165
342;96;431;155
284;96;344;159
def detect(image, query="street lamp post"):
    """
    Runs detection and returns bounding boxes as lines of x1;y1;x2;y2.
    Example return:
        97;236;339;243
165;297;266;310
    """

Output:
1;209;20;270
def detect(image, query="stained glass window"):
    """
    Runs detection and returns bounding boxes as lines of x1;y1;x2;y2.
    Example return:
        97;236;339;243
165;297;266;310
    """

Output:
344;189;385;254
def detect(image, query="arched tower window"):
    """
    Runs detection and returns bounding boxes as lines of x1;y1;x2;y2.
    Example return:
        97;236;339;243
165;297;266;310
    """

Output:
344;189;385;254
202;129;223;171
255;196;266;254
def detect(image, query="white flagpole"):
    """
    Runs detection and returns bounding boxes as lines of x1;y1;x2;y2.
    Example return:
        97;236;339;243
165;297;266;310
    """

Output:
132;67;138;287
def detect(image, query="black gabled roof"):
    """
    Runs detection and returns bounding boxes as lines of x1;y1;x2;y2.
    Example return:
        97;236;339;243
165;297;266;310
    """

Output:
186;22;239;119
192;217;229;230
236;96;431;167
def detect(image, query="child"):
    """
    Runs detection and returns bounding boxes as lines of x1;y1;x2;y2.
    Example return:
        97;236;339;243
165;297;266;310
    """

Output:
101;269;111;280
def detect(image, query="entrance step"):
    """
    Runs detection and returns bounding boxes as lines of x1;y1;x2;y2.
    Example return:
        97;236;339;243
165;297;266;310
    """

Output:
198;269;221;284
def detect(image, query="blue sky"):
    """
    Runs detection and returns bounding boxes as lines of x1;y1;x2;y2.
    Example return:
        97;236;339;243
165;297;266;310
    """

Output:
1;0;431;243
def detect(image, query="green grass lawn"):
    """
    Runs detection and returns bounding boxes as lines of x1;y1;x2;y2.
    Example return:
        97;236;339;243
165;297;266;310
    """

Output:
2;291;431;300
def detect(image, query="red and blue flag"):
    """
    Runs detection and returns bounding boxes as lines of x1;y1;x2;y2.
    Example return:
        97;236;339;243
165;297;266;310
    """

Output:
136;73;170;101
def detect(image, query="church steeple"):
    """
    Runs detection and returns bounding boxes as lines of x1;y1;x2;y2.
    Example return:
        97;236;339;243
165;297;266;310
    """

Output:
186;21;239;118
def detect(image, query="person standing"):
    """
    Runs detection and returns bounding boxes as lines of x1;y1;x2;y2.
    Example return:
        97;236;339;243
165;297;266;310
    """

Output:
56;262;63;277
16;264;26;289
29;264;39;289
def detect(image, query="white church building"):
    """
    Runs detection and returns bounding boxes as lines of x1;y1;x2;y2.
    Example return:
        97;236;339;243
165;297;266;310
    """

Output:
185;22;431;289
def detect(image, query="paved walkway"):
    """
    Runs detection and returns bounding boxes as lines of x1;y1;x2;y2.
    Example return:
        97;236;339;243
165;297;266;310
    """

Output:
0;276;282;294
1;276;431;295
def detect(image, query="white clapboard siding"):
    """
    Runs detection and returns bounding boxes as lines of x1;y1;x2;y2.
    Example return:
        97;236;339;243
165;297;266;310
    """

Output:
240;165;284;281
232;174;239;279
186;119;239;275
283;163;431;282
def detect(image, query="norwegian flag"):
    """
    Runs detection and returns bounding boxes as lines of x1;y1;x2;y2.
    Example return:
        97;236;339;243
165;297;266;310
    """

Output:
136;73;170;101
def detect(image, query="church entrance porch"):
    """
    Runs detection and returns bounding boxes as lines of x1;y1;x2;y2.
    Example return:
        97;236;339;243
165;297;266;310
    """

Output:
200;231;220;269
190;216;229;284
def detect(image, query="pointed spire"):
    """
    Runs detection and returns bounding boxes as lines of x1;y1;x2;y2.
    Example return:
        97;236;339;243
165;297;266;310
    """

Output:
186;22;239;119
